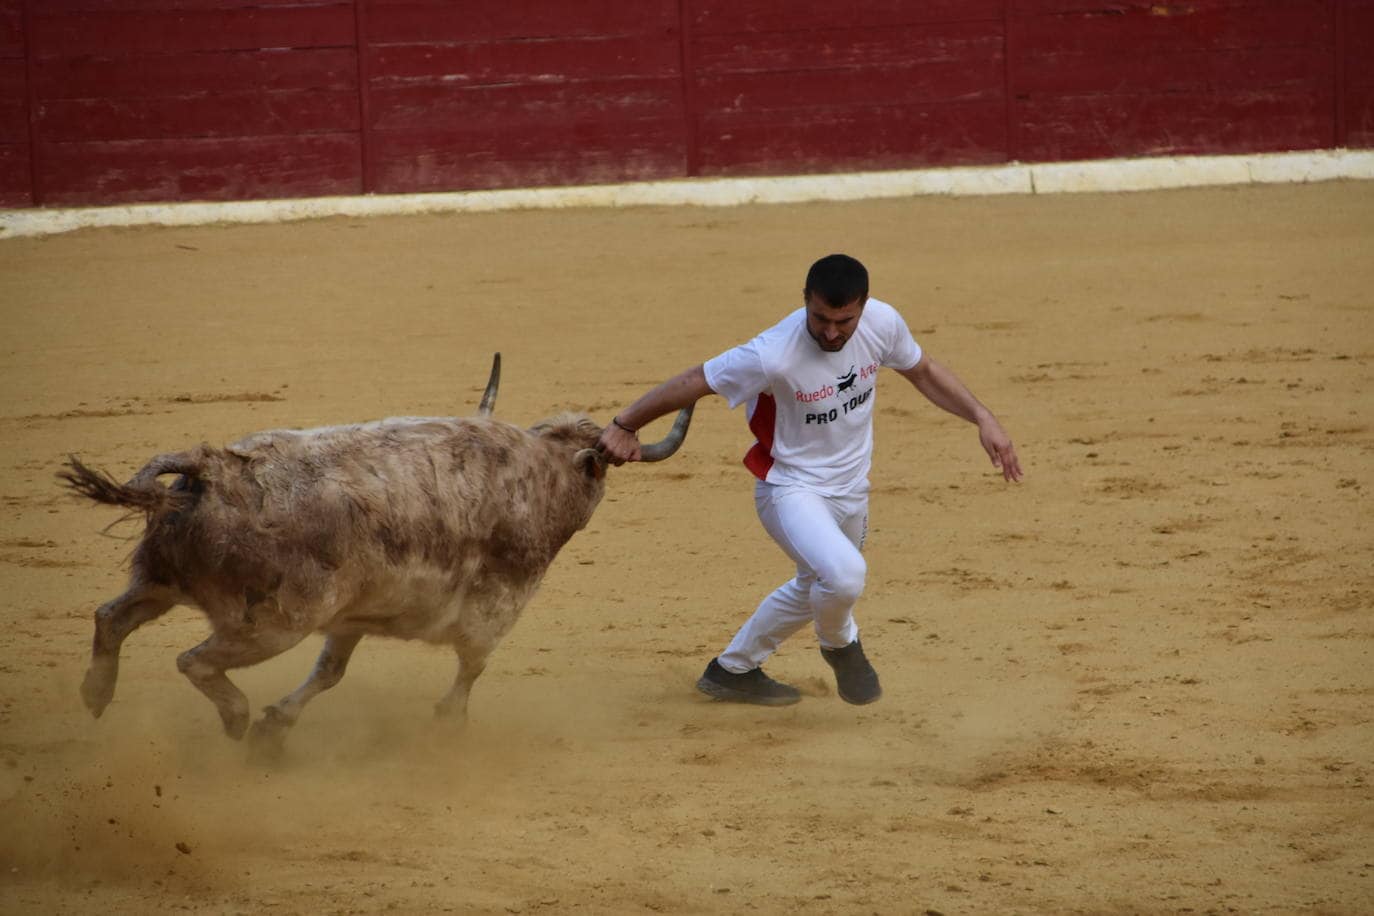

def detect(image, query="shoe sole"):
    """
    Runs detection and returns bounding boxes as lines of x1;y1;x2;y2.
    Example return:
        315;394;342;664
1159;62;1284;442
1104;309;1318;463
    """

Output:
695;676;802;706
836;686;882;705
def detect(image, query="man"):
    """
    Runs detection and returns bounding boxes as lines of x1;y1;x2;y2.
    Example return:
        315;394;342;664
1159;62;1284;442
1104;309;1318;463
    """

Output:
597;254;1022;706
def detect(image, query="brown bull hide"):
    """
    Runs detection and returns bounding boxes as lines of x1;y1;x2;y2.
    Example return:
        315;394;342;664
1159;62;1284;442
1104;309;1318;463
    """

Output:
61;399;691;760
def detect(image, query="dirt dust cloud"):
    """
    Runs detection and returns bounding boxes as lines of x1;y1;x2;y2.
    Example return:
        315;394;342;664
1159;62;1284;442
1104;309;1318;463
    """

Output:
2;181;1372;913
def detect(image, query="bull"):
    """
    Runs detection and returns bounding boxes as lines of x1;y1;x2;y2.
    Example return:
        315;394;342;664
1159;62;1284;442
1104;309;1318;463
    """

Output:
59;354;692;756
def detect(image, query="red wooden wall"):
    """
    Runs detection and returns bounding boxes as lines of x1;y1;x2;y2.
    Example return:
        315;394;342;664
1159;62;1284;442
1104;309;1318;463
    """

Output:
364;0;687;192
0;0;26;204
21;0;362;206
1;0;1369;209
1348;0;1374;146
685;1;1009;175
1012;0;1338;160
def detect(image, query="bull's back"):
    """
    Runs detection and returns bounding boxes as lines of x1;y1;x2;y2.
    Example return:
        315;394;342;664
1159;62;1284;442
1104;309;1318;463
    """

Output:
137;415;593;633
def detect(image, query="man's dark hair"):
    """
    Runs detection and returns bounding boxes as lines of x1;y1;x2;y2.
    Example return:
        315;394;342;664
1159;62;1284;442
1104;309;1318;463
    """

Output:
804;254;869;308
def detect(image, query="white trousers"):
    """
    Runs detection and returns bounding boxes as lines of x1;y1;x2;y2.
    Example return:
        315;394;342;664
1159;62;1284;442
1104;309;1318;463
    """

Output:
718;482;868;674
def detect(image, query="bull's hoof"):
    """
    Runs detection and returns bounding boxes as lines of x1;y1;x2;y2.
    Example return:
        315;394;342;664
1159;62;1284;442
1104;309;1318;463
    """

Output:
432;698;469;724
218;700;251;741
80;663;117;717
246;712;290;765
433;683;473;722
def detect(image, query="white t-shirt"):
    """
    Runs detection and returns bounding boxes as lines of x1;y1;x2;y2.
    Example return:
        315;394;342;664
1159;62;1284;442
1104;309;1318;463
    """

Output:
703;298;922;496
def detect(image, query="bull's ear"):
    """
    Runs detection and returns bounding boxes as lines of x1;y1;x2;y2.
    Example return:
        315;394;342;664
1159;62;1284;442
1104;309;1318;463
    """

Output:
573;448;606;480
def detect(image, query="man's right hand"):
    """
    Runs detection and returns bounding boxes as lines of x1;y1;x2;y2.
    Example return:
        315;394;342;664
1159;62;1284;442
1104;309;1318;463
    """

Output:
597;421;641;465
596;365;712;466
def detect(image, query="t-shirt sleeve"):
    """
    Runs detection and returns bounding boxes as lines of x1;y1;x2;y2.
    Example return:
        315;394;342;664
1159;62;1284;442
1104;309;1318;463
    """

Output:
703;338;770;409
882;306;923;371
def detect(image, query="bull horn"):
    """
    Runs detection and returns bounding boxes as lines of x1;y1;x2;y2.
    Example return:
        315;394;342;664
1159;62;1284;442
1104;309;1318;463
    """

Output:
638;405;694;462
477;352;500;416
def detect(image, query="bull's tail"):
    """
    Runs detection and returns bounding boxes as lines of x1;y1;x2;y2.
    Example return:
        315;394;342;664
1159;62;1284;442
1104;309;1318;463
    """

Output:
59;451;202;516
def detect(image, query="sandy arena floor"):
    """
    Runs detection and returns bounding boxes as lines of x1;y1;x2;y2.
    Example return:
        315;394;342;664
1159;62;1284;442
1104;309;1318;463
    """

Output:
0;181;1371;914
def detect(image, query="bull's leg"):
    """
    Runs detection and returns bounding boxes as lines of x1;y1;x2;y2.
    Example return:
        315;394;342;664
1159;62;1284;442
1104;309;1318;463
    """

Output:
248;632;363;758
81;583;177;718
176;628;307;740
434;641;491;723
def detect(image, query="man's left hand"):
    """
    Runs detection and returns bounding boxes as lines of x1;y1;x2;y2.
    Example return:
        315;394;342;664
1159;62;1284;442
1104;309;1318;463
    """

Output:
978;419;1023;482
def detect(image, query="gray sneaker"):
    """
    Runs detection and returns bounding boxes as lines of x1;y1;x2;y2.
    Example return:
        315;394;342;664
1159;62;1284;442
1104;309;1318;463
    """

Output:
820;639;882;705
696;658;801;706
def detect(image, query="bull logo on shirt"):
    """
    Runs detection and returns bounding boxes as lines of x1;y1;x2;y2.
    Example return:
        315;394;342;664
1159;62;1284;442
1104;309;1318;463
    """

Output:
806;376;873;424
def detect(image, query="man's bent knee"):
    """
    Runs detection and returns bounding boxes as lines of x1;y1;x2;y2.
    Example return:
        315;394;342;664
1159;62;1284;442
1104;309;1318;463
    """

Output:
818;555;866;607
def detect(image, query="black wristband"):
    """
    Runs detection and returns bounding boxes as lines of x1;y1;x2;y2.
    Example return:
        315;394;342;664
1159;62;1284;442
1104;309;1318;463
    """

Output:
611;416;637;434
